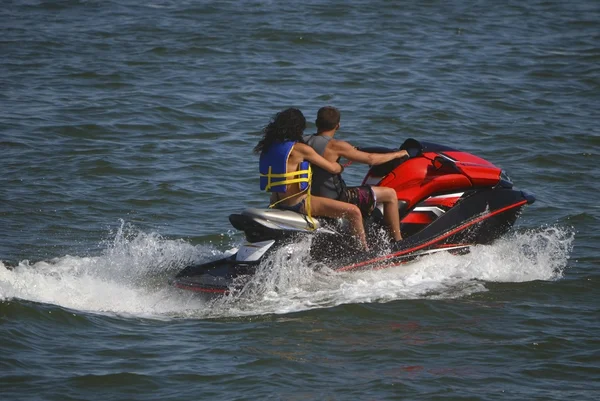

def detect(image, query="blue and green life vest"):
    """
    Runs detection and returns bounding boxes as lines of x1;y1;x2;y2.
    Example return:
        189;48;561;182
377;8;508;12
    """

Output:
259;141;310;193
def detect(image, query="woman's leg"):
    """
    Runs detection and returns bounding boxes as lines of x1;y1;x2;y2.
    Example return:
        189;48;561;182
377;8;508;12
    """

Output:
372;186;402;241
309;195;368;251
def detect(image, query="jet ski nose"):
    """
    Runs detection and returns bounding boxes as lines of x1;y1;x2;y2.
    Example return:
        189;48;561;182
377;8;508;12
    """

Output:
521;190;536;204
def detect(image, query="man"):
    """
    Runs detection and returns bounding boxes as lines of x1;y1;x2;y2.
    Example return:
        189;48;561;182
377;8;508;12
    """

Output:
303;106;408;242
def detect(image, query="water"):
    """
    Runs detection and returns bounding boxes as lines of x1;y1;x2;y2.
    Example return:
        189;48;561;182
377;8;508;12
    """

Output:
1;0;599;399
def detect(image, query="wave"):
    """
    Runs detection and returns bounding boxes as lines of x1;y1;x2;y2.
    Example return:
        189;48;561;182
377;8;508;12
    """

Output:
0;222;574;319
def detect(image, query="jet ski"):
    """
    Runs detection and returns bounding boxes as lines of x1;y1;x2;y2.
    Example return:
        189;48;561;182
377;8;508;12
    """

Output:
172;138;535;296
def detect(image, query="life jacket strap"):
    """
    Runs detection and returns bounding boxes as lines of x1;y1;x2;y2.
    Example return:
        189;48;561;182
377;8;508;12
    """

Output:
260;167;311;192
265;166;316;230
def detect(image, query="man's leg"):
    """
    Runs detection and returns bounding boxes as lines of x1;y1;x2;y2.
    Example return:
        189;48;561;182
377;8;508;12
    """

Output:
372;187;402;241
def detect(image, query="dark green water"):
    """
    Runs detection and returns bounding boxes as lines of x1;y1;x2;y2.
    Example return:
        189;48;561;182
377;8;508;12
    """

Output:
1;0;598;400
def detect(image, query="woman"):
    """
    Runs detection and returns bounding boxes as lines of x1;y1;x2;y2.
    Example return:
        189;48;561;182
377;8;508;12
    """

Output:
255;108;368;250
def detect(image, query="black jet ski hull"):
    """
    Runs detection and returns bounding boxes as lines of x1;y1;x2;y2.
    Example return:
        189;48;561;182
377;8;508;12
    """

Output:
172;187;534;297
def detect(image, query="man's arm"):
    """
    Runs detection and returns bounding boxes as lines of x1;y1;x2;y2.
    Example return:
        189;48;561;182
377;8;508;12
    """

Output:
333;140;408;166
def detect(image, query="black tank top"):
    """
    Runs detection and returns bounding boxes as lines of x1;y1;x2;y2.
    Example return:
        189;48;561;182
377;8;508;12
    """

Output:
302;134;346;199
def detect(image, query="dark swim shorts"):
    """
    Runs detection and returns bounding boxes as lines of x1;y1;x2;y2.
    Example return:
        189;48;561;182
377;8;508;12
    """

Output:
339;185;376;216
275;198;306;214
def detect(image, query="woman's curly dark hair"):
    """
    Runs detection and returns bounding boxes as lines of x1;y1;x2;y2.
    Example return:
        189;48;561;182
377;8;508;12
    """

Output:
254;108;307;154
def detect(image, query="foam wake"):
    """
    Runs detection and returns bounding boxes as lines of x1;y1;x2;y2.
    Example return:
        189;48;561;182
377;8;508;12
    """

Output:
0;222;574;319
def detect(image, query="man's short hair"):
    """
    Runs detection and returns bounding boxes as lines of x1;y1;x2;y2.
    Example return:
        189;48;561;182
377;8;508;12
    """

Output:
316;106;340;130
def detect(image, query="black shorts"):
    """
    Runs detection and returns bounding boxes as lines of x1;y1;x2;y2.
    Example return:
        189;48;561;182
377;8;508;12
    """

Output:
339;186;376;216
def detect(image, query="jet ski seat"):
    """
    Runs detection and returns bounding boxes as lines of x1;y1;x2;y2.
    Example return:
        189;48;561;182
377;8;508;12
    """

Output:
240;208;323;231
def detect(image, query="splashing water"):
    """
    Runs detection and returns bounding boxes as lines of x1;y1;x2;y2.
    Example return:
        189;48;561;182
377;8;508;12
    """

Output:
0;221;225;317
215;226;573;316
0;222;574;319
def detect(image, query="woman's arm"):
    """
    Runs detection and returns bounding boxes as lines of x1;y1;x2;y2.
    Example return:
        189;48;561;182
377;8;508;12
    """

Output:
294;143;343;174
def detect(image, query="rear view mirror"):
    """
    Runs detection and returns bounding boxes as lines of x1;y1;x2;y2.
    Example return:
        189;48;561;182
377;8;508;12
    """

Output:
431;155;459;172
432;156;445;170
